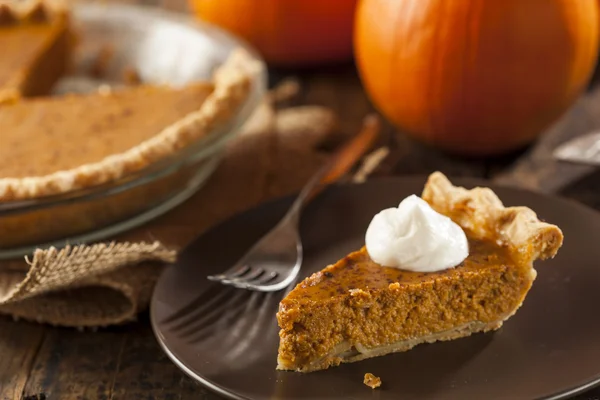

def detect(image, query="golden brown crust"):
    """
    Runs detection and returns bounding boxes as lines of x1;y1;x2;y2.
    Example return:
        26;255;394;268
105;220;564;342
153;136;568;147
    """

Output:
0;0;68;25
0;49;260;201
422;172;564;264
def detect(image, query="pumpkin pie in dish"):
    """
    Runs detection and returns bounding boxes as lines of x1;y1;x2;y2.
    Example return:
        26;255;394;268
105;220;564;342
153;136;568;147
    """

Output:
0;49;260;248
277;172;563;372
0;0;72;104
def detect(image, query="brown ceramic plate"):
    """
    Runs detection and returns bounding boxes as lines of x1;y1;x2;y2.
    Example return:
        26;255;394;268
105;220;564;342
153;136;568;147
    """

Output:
151;176;600;400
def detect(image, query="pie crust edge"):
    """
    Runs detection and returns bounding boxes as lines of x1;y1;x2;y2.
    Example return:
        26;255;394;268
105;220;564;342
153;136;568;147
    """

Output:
422;171;564;264
0;49;261;202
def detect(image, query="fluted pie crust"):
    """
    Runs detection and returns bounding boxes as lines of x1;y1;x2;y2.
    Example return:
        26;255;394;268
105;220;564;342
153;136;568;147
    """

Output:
0;0;72;104
276;172;563;372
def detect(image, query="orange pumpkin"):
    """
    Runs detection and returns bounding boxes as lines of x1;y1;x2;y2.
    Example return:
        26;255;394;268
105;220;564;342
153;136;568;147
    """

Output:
355;0;599;155
190;0;358;66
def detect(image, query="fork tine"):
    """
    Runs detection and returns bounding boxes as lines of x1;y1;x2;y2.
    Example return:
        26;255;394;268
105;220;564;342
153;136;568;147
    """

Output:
234;271;279;289
207;264;250;281
249;271;278;285
243;268;299;292
224;267;264;285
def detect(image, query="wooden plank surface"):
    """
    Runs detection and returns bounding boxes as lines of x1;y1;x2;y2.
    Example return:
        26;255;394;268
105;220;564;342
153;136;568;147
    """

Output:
1;1;600;400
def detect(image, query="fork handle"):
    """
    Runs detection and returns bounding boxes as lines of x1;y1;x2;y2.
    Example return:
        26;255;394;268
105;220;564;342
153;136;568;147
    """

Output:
285;114;381;222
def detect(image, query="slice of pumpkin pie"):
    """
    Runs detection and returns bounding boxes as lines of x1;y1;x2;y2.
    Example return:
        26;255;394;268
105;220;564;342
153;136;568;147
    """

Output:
276;172;563;372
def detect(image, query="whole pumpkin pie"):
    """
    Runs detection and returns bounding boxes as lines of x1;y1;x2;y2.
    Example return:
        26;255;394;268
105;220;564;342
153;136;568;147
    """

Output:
0;49;259;247
0;0;72;104
276;172;563;372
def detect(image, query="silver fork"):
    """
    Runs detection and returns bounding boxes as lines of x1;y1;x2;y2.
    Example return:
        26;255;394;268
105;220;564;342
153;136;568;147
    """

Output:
207;115;381;291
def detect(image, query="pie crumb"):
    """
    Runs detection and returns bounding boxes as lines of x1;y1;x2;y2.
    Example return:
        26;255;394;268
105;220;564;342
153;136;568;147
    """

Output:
363;373;381;389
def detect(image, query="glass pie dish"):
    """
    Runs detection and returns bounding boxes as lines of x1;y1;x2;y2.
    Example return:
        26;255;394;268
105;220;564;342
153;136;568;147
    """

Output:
0;2;267;259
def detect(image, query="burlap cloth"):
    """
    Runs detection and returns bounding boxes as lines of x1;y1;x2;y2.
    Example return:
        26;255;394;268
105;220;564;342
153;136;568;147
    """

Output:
0;82;387;328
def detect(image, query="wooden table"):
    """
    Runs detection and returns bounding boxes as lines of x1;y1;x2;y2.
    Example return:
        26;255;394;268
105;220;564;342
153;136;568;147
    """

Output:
2;1;600;399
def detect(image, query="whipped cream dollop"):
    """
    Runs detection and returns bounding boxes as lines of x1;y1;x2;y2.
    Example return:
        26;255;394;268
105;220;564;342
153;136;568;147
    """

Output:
365;195;469;272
